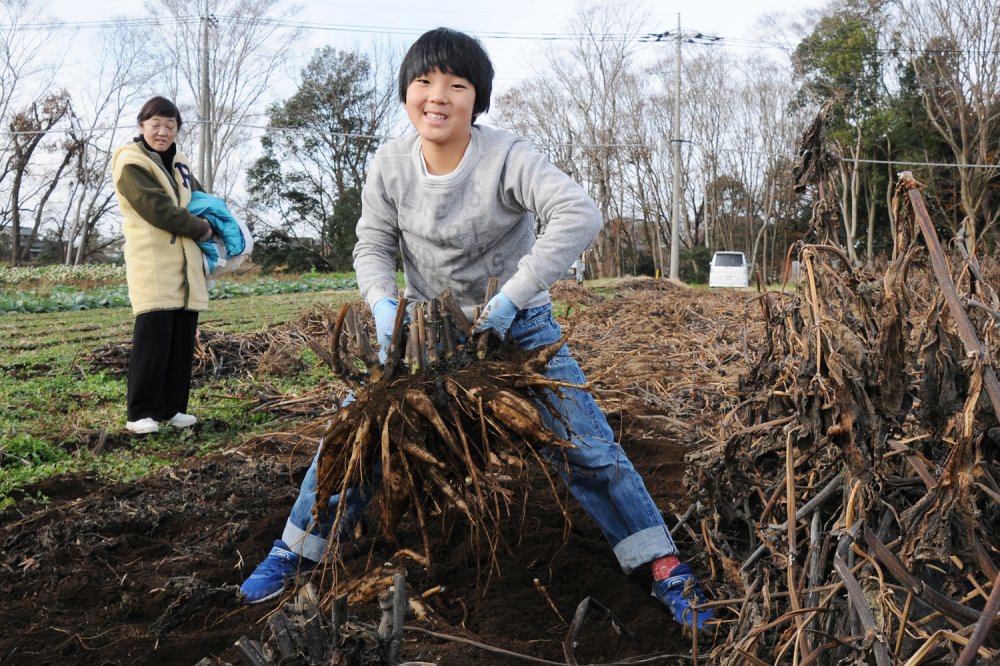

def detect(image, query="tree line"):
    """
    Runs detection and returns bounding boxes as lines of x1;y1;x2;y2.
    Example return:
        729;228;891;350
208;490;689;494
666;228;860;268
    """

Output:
0;0;996;280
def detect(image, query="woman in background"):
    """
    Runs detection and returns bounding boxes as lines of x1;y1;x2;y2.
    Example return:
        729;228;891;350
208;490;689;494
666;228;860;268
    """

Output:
111;96;212;435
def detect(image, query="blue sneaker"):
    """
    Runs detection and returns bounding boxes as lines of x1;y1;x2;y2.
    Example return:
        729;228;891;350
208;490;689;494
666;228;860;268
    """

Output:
651;563;715;630
240;540;312;604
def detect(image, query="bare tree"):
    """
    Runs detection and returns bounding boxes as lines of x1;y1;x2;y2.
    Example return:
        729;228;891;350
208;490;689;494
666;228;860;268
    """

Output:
7;91;72;264
672;48;739;252
494;0;648;278
563;1;648;277
60;20;155;264
0;0;65;247
496;0;813;281
142;0;304;196
897;0;1000;236
494;79;586;186
616;69;666;275
739;55;806;278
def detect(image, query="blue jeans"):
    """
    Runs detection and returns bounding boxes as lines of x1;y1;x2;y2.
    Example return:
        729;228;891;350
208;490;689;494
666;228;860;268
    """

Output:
281;305;678;572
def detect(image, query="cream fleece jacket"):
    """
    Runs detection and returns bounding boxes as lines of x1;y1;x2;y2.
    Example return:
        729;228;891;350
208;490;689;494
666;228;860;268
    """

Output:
112;140;208;315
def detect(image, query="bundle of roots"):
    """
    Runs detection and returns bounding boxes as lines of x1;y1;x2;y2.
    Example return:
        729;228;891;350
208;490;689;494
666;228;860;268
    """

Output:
308;281;577;571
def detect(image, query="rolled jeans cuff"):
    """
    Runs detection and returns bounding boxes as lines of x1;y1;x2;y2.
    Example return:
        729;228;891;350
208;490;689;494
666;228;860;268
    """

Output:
282;519;329;563
613;525;678;574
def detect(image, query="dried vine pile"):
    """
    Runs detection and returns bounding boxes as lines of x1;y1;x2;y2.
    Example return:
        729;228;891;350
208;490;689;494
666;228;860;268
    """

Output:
309;284;578;573
76;309;333;382
689;175;1000;664
561;277;752;449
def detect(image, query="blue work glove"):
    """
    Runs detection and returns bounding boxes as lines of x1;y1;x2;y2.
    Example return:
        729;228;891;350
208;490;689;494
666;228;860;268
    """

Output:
475;291;518;340
372;298;399;362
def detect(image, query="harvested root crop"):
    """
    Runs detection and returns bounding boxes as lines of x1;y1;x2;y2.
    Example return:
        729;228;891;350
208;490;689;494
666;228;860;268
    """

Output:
310;285;578;576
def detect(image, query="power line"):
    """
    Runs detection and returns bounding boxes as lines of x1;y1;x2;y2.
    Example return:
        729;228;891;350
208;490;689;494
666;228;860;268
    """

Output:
847;157;1000;169
190;14;1000;54
2;119;997;170
5;10;997;56
721;36;1000;57
698;144;1000;169
0;124;133;137
210;14;645;41
0;16;200;30
4;11;997;58
0;13;633;41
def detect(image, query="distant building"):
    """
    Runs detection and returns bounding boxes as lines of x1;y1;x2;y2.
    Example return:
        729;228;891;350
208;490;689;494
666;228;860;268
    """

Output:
14;229;44;262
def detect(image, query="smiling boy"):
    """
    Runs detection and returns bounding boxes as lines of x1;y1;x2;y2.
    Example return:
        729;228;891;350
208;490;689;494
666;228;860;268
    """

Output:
240;27;714;631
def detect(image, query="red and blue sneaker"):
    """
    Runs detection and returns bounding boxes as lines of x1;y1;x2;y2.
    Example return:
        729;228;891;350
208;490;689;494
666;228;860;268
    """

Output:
239;540;314;604
651;563;715;630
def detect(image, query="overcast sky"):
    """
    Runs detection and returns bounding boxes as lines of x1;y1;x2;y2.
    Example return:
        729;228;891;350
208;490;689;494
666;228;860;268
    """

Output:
16;0;829;228
44;0;828;97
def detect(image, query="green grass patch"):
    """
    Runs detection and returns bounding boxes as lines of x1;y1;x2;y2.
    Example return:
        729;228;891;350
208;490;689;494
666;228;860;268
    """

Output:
0;272;638;511
0;273;363;509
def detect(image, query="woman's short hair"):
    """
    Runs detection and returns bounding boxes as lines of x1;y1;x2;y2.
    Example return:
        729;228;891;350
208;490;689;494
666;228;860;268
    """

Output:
398;28;495;121
137;96;182;129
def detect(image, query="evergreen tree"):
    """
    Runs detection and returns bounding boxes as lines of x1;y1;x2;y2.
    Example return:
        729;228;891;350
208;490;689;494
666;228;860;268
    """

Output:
247;46;396;271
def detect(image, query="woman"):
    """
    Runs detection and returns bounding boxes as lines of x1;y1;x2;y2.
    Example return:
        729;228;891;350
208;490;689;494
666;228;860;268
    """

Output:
111;96;213;435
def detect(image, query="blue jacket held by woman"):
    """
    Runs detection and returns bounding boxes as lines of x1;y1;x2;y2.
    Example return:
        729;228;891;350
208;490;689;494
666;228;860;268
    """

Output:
187;191;254;278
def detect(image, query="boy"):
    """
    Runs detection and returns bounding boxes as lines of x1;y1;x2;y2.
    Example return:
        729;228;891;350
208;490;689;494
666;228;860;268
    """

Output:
240;27;713;630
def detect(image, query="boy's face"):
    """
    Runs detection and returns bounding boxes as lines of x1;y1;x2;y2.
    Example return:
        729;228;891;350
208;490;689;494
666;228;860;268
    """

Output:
405;68;476;149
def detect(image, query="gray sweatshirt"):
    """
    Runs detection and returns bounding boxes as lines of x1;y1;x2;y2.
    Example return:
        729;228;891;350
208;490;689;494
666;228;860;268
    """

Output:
353;125;601;314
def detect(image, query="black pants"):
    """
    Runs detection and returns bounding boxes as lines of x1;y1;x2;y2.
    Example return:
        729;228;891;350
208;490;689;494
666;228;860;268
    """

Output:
127;309;199;422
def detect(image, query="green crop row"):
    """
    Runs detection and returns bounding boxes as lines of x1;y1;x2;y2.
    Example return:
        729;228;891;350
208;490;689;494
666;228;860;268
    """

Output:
0;275;358;314
0;263;127;285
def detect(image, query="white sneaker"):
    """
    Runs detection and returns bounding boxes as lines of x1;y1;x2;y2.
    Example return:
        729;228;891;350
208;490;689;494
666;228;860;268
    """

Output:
126;418;159;434
166;412;198;428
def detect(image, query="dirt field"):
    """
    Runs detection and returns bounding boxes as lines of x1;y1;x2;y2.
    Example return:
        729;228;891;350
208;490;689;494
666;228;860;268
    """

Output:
0;280;753;665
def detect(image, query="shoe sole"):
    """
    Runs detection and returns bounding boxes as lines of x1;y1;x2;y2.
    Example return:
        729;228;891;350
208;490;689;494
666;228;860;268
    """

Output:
243;584;286;605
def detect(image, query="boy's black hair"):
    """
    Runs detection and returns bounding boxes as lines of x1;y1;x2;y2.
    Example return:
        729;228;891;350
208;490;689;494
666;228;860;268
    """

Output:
137;96;182;129
398;28;495;122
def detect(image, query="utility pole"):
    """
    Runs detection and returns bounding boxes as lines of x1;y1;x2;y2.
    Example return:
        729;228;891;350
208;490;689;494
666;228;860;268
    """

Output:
198;0;213;191
643;21;721;280
670;13;682;280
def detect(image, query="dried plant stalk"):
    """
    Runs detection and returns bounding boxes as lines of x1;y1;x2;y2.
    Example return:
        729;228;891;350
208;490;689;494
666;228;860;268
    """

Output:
686;170;1000;663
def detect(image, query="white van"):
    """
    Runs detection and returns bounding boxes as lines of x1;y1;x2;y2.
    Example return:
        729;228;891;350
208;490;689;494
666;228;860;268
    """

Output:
567;257;585;283
558;257;585;284
709;251;749;288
